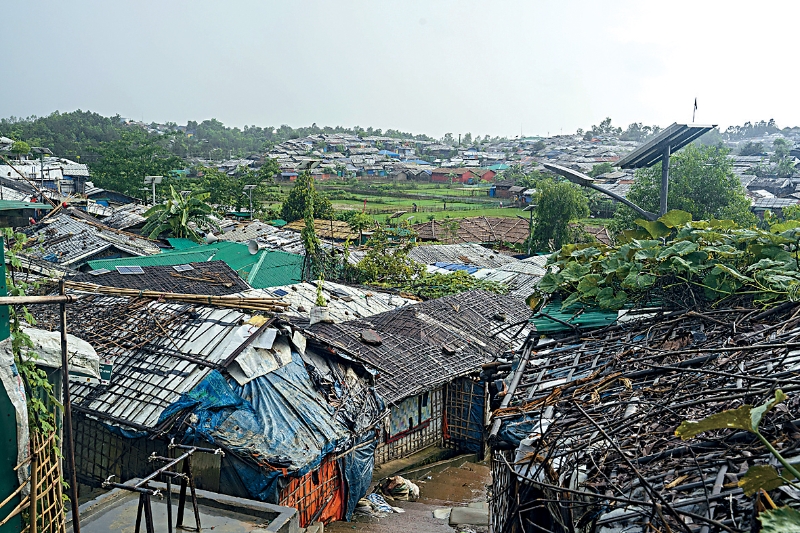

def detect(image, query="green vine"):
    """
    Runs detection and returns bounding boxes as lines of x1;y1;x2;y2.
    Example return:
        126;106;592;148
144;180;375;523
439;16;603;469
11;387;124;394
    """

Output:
537;210;800;311
3;227;58;434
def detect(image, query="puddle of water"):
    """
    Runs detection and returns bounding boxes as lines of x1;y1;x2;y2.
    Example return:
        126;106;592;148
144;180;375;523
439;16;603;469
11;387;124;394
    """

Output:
408;462;491;504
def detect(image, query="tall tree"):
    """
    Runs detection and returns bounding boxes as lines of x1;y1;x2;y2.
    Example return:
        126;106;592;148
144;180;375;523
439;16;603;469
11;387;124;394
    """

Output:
90;128;185;197
610;144;755;233
528;179;589;251
280;172;333;222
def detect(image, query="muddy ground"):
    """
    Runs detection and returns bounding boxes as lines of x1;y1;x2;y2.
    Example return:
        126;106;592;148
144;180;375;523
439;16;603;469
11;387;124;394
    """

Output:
327;459;491;533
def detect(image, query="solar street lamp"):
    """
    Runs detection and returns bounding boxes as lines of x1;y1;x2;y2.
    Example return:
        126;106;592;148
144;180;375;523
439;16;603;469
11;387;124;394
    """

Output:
543;163;658;221
243;184;257;220
144;176;163;205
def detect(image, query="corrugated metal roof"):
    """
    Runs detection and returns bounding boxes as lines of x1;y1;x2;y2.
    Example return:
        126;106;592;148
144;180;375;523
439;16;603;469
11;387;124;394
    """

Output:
408;243;518;268
246;250;304;288
216;220;305;255
23;212;160;266
29;294;266;429
0;199;53;212
87;249;216;270
531;301;618;334
88;241;267;279
167;238;202;250
252;281;416;322
70;261;251;295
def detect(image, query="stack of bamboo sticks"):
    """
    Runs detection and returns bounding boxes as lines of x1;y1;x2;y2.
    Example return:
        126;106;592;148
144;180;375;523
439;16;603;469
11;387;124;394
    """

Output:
64;281;289;312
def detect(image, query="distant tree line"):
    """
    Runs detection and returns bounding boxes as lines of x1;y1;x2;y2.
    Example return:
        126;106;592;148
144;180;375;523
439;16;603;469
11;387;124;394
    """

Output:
0;110;435;164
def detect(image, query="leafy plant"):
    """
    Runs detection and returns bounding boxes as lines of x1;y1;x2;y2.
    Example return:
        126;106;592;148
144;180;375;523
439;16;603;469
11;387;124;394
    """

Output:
401;270;507;300
142;186;220;242
537;210;800;310
315;275;327;307
676;390;800;529
3;228;58;434
356;226;423;285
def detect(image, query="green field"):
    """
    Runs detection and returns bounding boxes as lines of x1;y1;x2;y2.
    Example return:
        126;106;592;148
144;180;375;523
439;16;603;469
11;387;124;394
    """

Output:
264;180;530;222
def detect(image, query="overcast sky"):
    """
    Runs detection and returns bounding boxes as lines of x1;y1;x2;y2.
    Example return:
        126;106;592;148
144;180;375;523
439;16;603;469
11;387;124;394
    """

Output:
3;1;797;138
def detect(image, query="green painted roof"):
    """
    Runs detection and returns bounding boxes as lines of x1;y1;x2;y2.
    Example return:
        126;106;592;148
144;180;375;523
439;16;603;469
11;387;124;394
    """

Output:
0;200;53;212
246;249;304;288
531;301;618;334
87;249;217;270
86;241;303;289
268;219;287;227
167;238;202;250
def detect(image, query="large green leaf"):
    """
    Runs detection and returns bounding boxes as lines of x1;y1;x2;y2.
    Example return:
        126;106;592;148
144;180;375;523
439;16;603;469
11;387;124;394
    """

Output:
675;405;754;438
739;465;787;496
759;506;800;533
709;219;737;230
657;241;698;259
561;262;591;282
595;287;627;310
538;272;562;293
635;219;671;239
576;274;602;297
658;210;692;228
622;271;656;289
750;390;787;430
676;390;786;439
771;220;800;234
619;228;651;242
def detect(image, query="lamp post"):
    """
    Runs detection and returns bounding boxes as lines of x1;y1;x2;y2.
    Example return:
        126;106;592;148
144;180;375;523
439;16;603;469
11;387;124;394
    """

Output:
243;184;257;220
542;163;658;221
31;147;53;201
517;203;537;255
144;176;163;205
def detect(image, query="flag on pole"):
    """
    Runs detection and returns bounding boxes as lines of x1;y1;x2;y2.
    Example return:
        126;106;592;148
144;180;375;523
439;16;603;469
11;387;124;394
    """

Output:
693;98;697;122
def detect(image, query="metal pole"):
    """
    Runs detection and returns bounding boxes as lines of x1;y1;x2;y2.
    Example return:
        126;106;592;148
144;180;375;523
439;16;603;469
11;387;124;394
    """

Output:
527;208;533;256
660;145;671;216
152;181;156;206
59;280;81;533
249;189;253;220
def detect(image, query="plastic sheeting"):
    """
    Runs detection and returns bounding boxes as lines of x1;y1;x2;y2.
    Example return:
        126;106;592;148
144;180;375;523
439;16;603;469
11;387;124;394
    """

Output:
0;337;29;489
160;348;379;516
340;431;377;520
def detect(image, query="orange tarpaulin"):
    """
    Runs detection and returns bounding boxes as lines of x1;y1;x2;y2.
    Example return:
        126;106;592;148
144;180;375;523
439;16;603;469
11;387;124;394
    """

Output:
280;455;345;527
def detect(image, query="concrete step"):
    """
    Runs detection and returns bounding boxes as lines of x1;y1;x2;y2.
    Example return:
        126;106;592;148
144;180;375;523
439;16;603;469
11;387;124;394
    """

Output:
449;506;489;526
305;522;324;533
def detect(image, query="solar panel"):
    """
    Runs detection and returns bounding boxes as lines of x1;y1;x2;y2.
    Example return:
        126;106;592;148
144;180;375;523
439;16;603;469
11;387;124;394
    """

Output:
116;266;144;275
272;289;289;297
88;268;111;276
172;264;195;272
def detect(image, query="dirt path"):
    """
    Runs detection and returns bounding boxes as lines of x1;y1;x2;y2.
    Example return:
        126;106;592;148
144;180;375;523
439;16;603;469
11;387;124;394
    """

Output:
326;461;491;533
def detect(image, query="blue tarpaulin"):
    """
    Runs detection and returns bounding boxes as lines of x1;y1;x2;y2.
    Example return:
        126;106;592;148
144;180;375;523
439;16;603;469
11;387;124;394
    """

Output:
160;352;377;512
434;262;480;274
340;431;378;520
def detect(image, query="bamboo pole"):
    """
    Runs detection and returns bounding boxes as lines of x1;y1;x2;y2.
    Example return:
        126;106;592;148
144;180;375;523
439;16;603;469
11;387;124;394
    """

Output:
63;281;289;311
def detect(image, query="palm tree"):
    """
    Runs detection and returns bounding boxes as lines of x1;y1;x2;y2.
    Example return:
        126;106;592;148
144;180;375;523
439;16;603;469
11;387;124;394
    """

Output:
142;186;220;242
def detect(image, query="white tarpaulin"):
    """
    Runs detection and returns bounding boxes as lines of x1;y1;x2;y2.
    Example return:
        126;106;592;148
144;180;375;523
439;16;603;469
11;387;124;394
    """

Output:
21;327;100;379
0;336;30;489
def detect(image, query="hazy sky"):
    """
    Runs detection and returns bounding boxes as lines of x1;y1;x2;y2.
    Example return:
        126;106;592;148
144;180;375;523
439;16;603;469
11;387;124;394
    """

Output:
4;1;798;138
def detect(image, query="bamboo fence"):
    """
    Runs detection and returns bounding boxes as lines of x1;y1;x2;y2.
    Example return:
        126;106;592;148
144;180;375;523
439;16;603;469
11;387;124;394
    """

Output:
0;430;66;533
